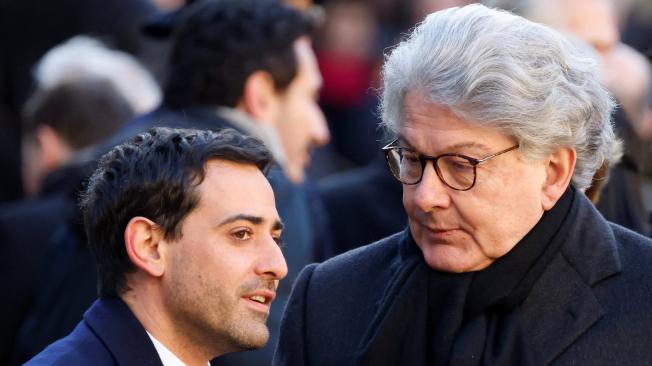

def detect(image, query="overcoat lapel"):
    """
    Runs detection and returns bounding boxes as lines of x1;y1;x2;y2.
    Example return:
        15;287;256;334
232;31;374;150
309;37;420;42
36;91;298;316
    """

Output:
519;195;622;365
84;298;164;366
519;255;605;365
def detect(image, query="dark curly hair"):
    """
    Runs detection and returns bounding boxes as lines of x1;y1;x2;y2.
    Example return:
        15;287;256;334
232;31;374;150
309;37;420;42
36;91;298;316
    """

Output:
81;127;272;297
163;0;314;108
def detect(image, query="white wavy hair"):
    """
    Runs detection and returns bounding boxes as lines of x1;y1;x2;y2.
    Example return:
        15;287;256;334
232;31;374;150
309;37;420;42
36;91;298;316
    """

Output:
380;4;621;191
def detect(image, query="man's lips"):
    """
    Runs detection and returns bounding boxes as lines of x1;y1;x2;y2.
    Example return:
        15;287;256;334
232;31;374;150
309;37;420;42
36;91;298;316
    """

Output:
426;227;457;233
421;225;461;240
241;289;276;313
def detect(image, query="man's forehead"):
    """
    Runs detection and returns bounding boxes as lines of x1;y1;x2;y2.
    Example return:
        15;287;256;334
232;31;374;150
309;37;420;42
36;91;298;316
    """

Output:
398;133;494;154
293;37;322;87
198;160;274;200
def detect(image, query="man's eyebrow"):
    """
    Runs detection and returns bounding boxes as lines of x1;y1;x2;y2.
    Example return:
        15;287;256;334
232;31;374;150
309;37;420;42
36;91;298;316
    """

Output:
217;214;284;231
218;214;263;227
397;135;490;153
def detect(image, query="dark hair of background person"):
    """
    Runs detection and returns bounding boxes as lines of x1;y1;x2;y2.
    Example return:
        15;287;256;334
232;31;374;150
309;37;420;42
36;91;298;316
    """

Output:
22;79;134;150
81;127;272;298
163;0;314;108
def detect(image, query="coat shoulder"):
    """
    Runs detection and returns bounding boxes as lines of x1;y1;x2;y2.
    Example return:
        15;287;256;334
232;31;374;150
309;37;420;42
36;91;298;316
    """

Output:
552;223;652;364
25;320;113;366
311;231;404;289
278;232;405;364
610;222;652;279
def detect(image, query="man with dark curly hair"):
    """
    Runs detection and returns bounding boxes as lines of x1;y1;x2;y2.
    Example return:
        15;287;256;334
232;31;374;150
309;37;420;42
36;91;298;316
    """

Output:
27;127;288;365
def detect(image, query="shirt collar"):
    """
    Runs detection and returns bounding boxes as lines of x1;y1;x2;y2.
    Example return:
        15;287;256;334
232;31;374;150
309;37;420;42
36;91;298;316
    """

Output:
146;331;210;366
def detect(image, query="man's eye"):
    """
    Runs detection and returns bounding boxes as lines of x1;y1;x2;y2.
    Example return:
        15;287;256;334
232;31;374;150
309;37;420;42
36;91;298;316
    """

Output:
401;151;420;163
273;236;285;248
232;229;252;240
451;161;473;171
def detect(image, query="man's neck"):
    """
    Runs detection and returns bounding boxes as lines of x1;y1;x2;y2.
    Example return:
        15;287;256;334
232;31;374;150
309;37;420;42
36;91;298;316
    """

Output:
121;289;213;366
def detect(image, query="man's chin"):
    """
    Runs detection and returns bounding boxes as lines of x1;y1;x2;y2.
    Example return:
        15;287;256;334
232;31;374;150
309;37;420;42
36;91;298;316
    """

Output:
232;325;270;351
285;164;306;184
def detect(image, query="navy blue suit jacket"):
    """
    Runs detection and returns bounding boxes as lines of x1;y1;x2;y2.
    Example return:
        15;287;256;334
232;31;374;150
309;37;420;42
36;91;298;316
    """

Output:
26;297;162;365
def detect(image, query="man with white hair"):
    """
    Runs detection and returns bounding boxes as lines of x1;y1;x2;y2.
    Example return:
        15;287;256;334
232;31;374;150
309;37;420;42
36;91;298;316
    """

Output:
275;4;652;365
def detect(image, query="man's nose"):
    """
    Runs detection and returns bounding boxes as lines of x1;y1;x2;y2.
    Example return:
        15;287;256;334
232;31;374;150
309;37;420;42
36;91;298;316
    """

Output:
255;236;289;281
310;109;330;147
412;160;451;211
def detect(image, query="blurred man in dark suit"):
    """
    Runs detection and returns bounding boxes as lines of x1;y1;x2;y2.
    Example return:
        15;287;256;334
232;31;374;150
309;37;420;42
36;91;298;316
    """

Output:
0;78;133;365
0;0;163;203
0;35;162;364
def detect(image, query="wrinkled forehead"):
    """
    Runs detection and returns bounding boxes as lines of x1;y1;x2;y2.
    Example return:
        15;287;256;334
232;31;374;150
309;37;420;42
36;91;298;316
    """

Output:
399;90;515;155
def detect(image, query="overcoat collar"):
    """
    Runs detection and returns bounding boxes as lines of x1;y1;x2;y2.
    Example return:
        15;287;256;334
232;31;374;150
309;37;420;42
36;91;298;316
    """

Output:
84;297;164;366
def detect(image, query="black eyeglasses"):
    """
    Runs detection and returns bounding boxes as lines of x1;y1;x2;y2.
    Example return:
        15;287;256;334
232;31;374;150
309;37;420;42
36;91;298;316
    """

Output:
382;139;519;190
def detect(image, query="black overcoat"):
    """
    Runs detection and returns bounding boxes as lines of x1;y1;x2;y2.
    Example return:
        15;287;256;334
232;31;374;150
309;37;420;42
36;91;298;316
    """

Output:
275;192;652;365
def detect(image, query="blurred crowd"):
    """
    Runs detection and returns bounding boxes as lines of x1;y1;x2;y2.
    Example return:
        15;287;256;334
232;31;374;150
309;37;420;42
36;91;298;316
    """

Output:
1;0;651;365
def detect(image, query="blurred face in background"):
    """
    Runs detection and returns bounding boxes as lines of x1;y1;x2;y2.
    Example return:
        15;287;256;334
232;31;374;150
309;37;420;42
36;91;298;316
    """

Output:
273;37;330;183
563;0;619;56
21;125;72;198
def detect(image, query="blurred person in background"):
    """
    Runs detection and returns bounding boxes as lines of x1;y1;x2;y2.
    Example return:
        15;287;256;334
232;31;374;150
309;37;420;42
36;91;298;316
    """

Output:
517;0;651;234
0;0;165;204
33;36;161;119
311;0;381;175
21;36;161;199
104;0;331;363
27;127;287;366
622;0;652;57
276;5;652;364
0;79;134;365
0;36;160;365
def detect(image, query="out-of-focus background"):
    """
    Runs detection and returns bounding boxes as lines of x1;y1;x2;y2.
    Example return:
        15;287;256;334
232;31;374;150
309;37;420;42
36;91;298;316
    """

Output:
1;0;651;365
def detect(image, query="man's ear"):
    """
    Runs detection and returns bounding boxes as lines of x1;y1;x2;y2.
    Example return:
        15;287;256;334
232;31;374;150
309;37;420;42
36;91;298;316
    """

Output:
238;70;279;125
541;147;576;211
124;217;166;277
35;124;72;171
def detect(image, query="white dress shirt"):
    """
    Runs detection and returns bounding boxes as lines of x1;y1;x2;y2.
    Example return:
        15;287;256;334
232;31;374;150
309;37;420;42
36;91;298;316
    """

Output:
146;331;210;366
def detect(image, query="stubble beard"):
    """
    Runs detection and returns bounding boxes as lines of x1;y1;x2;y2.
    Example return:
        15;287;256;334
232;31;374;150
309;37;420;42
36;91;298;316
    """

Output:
165;276;273;355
